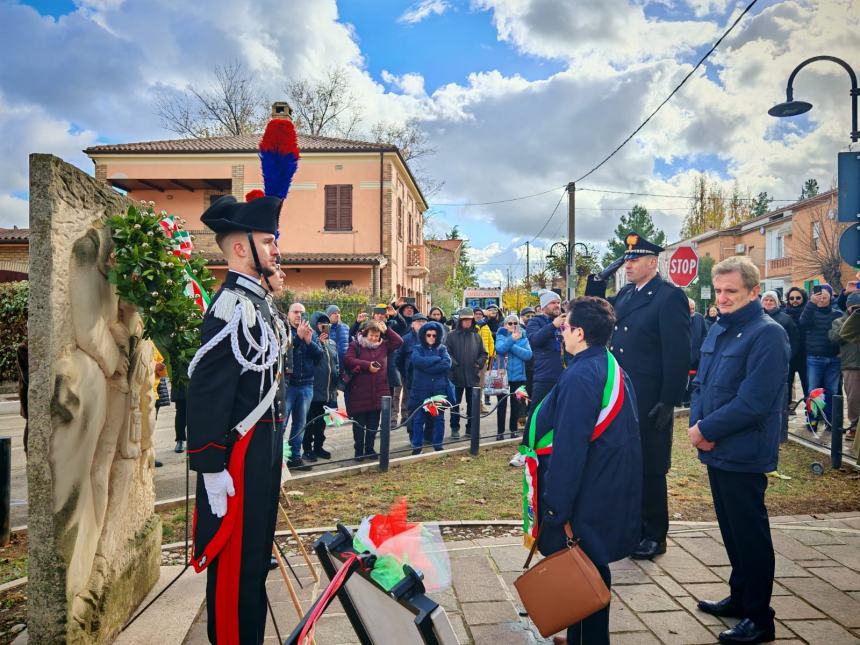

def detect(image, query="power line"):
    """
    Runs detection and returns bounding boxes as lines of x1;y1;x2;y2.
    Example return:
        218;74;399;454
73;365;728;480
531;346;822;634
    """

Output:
528;190;566;243
576;186;795;202
571;0;761;184
430;185;564;207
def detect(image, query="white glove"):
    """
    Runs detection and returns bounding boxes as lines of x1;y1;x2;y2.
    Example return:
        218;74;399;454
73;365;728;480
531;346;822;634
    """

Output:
202;470;235;518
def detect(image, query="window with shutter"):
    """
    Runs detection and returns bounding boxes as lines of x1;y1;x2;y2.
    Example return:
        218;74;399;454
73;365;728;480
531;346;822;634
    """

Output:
397;198;403;239
324;184;353;231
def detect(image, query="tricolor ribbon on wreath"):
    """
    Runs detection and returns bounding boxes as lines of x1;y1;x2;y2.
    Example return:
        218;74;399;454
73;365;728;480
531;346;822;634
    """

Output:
158;215;211;312
518;348;624;547
422;395;452;417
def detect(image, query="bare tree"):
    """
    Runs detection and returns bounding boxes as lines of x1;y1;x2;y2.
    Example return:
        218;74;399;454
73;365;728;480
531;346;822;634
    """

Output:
369;118;443;197
154;61;268;138
285;67;362;138
793;194;846;288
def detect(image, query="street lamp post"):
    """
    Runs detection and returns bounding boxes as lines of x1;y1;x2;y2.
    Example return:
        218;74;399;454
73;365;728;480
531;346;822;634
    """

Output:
548;242;592;298
768;55;859;143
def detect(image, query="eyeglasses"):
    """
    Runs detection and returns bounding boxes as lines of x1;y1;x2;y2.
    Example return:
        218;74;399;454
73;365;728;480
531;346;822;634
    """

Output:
788;296;802;302
506;322;518;326
425;332;437;338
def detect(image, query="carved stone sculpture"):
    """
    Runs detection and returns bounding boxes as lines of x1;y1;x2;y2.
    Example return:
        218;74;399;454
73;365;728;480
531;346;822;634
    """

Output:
28;154;161;643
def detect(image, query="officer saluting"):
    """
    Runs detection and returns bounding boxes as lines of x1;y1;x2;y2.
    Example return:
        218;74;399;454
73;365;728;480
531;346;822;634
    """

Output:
585;232;690;560
186;117;299;643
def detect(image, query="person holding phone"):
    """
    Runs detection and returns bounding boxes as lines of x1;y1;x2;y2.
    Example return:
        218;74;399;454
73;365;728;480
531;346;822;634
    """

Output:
799;283;842;431
284;302;324;470
304;312;339;462
343;320;403;461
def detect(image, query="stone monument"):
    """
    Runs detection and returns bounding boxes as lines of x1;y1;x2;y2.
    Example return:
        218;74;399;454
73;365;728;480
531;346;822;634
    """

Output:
27;154;161;643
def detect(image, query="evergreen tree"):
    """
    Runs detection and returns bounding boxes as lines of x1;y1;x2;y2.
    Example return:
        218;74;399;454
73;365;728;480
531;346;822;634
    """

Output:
603;205;667;266
444;226;478;303
800;178;819;200
750;191;773;217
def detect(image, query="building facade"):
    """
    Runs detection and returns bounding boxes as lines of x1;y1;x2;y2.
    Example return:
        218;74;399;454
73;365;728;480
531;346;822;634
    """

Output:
83;106;430;309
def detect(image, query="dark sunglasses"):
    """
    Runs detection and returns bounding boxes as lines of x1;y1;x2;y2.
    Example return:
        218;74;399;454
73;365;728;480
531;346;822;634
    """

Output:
425;332;437;337
788;296;802;301
506;322;518;326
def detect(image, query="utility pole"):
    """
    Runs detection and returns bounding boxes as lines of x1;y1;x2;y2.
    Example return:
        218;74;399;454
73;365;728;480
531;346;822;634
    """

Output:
525;241;530;291
566;182;576;301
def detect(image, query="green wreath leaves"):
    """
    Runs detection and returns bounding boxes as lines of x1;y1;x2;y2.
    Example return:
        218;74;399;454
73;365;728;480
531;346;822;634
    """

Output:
107;201;216;388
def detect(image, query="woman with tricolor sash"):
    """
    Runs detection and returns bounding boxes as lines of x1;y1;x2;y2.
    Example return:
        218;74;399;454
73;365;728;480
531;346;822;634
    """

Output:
519;296;643;645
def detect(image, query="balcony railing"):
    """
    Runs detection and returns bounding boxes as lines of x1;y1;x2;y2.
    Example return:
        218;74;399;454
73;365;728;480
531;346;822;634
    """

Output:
407;244;429;277
767;257;792;273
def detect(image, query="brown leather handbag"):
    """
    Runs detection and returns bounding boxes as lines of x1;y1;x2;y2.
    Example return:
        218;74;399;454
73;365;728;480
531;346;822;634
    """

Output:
513;521;611;638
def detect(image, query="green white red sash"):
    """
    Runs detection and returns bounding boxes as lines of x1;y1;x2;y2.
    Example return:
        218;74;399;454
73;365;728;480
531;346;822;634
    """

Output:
519;348;624;547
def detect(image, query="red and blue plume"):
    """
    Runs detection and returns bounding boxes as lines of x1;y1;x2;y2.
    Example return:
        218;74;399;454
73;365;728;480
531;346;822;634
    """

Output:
259;118;300;200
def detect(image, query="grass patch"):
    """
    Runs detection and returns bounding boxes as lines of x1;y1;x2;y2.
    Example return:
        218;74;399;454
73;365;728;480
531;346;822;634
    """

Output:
160;418;860;538
0;534;27;586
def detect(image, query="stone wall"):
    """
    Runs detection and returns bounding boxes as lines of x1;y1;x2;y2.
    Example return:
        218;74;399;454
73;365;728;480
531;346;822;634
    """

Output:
27;154;161;643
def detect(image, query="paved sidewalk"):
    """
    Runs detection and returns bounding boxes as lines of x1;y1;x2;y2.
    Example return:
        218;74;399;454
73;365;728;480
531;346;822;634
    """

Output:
170;514;860;644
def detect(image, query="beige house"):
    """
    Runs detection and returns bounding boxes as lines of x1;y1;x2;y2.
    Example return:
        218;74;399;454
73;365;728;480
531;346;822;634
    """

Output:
82;105;430;309
659;189;854;297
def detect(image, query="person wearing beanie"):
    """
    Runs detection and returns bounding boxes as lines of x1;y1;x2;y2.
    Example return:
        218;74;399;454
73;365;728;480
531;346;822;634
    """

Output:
396;312;430;440
444;307;488;437
830;291;860;439
494;314;532;439
584;232;691;561
761;290;800;440
325;304;351;370
526;289;567;416
800;283;842;430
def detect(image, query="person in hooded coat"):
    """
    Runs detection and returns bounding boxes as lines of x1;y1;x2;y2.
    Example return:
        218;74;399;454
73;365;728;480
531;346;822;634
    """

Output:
408;321;452;453
784;286;809;409
428;306;449;340
494;314;532;439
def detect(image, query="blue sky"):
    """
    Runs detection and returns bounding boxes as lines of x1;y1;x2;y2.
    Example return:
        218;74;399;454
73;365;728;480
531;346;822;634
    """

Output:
2;0;854;286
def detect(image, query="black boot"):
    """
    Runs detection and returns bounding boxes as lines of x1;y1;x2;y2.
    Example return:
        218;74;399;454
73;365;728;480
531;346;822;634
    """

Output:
631;538;667;560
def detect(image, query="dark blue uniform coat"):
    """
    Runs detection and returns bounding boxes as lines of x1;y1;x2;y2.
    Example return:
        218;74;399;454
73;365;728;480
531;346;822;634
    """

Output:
537;345;643;565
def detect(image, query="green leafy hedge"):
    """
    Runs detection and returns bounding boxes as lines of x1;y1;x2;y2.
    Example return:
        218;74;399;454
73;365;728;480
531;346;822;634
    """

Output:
277;288;372;325
0;281;27;382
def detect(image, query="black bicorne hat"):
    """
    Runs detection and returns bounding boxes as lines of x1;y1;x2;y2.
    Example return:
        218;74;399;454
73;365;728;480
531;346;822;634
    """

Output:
622;231;664;260
200;195;282;235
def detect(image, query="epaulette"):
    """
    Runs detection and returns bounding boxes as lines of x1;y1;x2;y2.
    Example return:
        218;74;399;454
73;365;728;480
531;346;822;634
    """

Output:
210;287;257;328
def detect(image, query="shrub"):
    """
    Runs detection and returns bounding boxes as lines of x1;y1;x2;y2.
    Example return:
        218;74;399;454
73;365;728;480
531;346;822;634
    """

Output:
278;288;372;325
0;281;28;382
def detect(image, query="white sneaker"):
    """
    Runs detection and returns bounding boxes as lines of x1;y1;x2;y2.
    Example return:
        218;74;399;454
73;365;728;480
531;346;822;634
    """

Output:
509;452;526;467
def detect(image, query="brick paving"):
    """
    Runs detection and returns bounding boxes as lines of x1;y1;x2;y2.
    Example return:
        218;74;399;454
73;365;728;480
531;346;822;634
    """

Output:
177;514;860;644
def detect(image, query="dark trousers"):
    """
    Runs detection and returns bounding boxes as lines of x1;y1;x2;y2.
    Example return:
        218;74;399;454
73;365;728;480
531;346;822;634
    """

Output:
642;473;669;543
204;423;283;644
496;380;526;437
528;380;555;419
174;399;187;442
788;356;808;402
352;410;380;457
451;386;475;433
303;400;328;455
566;563;611;645
708;467;775;626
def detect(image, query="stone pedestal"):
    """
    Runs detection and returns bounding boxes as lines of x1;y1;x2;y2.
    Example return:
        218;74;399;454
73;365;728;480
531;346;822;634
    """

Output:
27;154;161;643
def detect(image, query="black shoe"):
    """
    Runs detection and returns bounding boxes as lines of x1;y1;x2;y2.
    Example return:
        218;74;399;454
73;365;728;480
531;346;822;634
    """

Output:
411;448;422;456
364;450;379;461
451;429;460;438
174;441;185;453
496;434;504;441
269;556;279;571
631;538;666;560
154;460;163;468
303;452;318;463
718;618;775;643
286;458;311;471
510;432;518;439
697;596;743;618
354;454;365;463
315;448;332;460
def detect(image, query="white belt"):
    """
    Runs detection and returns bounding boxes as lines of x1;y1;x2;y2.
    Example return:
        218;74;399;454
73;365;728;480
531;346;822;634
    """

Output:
234;375;281;436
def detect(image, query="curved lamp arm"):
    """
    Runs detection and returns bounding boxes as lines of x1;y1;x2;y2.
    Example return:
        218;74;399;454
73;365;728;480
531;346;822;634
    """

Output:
784;55;858;142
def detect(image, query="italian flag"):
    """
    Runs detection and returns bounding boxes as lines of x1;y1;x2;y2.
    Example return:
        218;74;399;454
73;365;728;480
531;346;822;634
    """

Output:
184;265;212;313
521;348;624;547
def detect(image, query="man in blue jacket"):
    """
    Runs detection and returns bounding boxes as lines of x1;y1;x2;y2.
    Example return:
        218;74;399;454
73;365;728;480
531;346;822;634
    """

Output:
284;302;324;471
325;305;351;367
688;256;789;645
525;290;566;413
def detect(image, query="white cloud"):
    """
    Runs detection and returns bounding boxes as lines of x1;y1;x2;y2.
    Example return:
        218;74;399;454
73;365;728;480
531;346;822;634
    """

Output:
478;269;505;286
470;242;503;266
0;194;28;229
398;0;452;24
382;71;427;97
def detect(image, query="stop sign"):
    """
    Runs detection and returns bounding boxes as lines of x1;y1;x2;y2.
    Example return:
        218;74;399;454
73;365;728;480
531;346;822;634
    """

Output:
669;246;699;287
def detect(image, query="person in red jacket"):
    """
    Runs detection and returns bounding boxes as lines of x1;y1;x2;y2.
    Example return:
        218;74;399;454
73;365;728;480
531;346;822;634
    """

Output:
344;320;403;461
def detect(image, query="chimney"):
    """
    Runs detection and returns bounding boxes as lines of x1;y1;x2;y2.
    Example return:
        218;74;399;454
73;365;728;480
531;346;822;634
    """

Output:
271;101;293;120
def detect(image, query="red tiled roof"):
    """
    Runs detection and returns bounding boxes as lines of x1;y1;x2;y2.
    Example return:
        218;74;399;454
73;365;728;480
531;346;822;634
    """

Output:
426;239;463;252
0;228;29;242
85;132;397;155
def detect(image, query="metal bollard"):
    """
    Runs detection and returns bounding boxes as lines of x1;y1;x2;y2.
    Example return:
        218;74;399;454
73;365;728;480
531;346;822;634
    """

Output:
379;396;391;472
831;394;843;470
0;437;9;546
470;387;481;456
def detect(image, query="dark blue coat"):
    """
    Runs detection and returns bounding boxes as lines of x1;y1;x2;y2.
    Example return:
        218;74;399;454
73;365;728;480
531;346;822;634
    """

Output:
396;329;421;389
288;324;324;386
537;345;642;565
799;301;842;357
408;322;452;408
329;320;351;367
691;299;789;473
525;314;565;383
